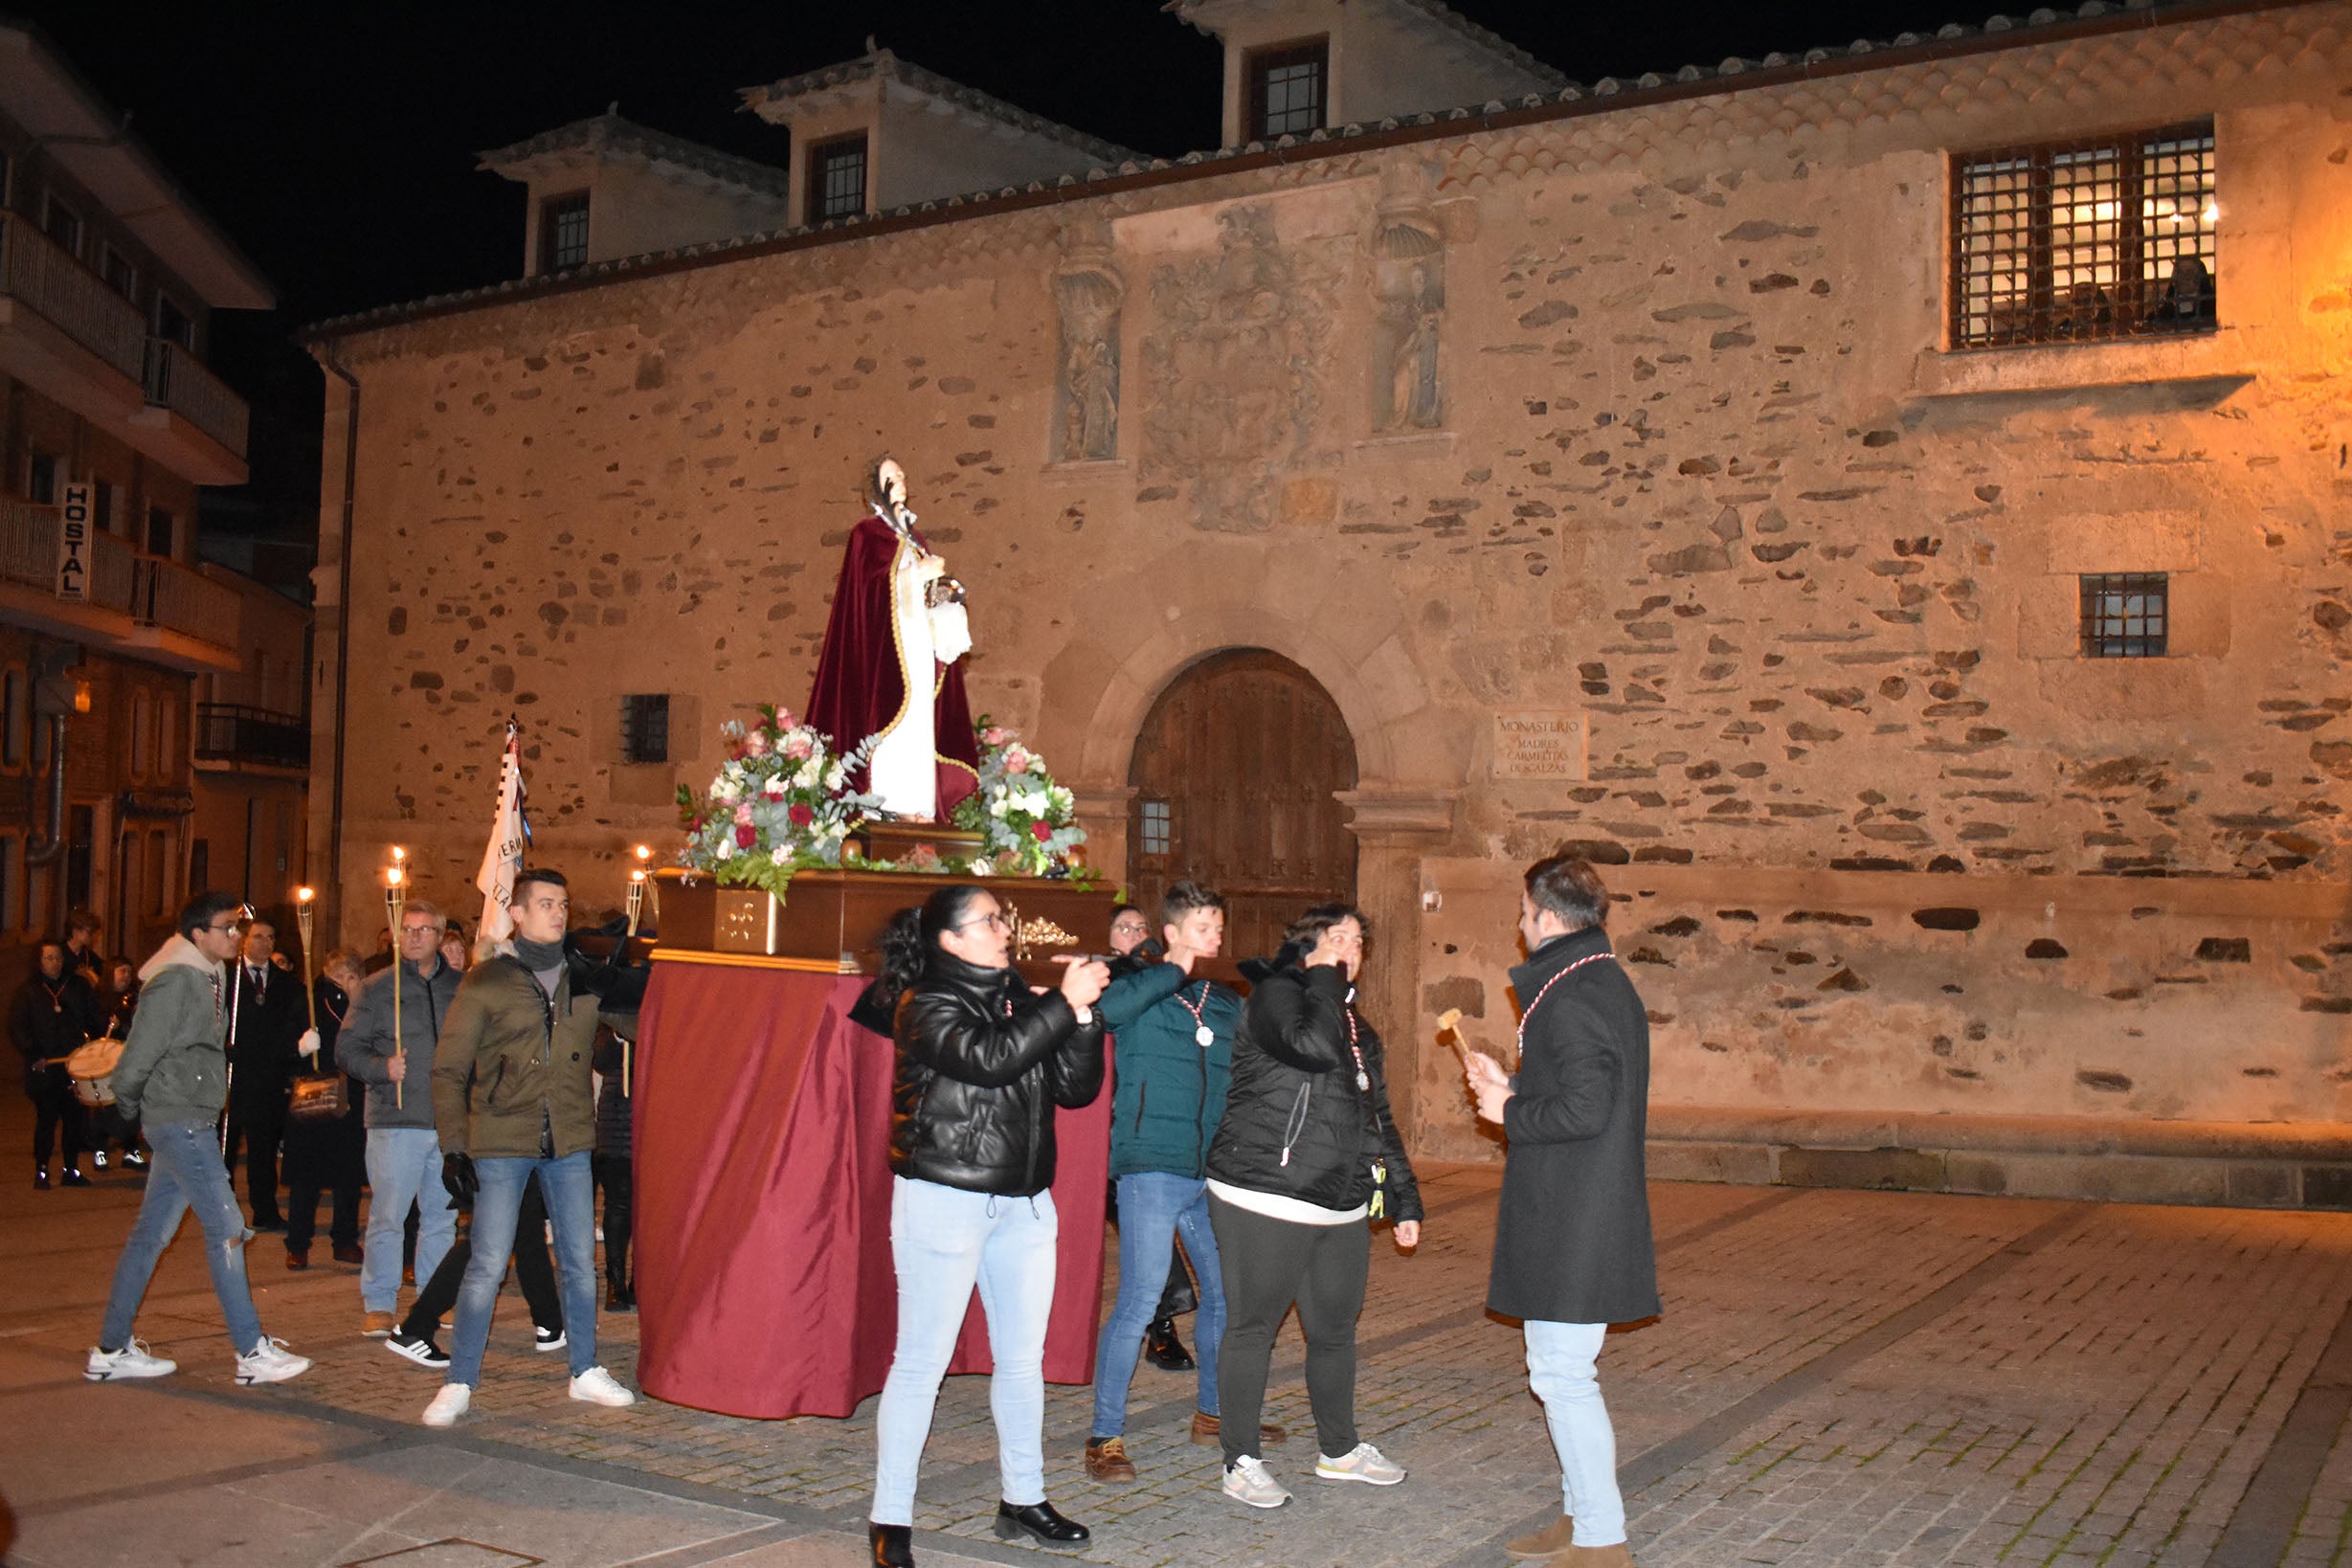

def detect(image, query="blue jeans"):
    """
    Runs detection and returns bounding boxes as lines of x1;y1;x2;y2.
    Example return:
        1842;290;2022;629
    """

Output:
361;1127;456;1312
871;1176;1058;1527
447;1151;598;1386
1091;1171;1224;1437
1526;1320;1625;1547
99;1119;264;1355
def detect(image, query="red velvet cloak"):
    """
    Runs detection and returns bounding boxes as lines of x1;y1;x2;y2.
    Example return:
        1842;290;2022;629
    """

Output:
805;513;979;818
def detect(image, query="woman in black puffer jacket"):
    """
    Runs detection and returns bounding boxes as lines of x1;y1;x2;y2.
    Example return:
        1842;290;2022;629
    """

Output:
1203;903;1423;1510
865;885;1108;1568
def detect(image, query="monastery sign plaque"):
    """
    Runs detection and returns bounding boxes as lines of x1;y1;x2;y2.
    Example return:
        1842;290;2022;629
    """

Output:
1493;710;1588;780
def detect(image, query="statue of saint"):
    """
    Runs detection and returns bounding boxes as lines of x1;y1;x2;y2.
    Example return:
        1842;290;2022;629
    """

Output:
804;459;979;820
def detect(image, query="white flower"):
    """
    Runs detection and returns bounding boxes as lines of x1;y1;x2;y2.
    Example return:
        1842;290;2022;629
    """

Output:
770;845;791;865
715;839;735;861
825;762;845;790
990;797;1008;817
794;761;819;790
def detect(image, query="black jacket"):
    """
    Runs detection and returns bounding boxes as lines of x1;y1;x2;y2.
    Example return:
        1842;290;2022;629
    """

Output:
227;961;305;1107
1487;926;1661;1325
1207;961;1422;1223
11;972;100;1086
889;949;1106;1198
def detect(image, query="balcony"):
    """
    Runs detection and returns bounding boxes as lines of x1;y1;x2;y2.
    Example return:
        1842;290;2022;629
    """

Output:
194;702;307;770
0;219;250;485
0;499;239;672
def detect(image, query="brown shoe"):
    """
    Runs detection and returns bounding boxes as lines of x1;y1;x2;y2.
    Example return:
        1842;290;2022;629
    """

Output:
1084;1436;1137;1483
1508;1515;1577;1557
285;1248;310;1271
1546;1545;1633;1566
362;1310;396;1337
1190;1411;1288;1446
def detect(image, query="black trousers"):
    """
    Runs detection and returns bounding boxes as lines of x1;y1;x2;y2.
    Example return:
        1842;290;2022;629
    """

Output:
287;1178;361;1251
594;1153;632;1288
29;1068;87;1168
1157;1235;1198;1318
1208;1194;1370;1466
401;1173;560;1339
223;1094;286;1223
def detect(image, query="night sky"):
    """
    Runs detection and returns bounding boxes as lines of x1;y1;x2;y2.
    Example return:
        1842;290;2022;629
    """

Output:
14;0;1968;533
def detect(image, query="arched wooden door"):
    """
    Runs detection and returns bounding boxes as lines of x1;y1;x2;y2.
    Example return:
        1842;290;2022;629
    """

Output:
1126;650;1358;962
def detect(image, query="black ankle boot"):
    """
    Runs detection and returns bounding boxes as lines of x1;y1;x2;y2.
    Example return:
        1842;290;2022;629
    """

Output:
1144;1316;1194;1371
994;1500;1089;1548
606;1280;635;1311
867;1521;913;1566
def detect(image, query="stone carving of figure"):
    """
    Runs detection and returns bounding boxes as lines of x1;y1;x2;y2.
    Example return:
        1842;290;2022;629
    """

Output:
1377;251;1444;431
1055;258;1123;462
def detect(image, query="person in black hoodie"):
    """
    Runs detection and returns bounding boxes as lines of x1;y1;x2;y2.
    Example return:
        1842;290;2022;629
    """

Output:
14;939;101;1188
864;885;1107;1568
1205;903;1423;1511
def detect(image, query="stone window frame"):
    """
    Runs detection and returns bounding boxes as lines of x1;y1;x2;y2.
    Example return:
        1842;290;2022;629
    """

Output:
806;133;869;225
539;190;592;275
1244;36;1329;142
2078;571;2168;659
619;692;670;766
1948;119;2218;350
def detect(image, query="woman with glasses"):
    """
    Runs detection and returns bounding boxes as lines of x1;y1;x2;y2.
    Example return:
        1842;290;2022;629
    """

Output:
863;885;1109;1568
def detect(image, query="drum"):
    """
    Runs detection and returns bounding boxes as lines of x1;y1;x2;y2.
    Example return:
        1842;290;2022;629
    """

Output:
64;1036;123;1108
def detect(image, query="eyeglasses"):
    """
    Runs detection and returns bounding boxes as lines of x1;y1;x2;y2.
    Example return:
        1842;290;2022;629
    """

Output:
202;920;240;935
955;911;1010;932
1110;921;1149;935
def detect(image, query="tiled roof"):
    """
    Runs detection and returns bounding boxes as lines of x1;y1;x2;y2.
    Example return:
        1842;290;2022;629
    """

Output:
478;110;791;197
1165;0;1568;89
739;47;1139;168
309;0;2289;342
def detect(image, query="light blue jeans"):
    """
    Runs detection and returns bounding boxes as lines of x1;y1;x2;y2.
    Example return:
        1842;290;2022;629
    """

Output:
1525;1320;1626;1547
361;1127;456;1313
99;1119;264;1355
447;1151;598;1386
1091;1171;1224;1437
870;1176;1058;1527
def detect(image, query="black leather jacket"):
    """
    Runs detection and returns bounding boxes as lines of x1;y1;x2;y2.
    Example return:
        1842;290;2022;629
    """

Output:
889;949;1106;1197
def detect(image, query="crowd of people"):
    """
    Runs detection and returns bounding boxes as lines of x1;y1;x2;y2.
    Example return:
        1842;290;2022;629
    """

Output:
39;849;1657;1568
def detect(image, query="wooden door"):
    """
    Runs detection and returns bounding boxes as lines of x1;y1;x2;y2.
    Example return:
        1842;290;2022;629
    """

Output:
1127;650;1357;963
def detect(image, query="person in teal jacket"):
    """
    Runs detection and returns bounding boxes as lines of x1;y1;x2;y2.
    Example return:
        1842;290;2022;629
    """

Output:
1086;881;1278;1483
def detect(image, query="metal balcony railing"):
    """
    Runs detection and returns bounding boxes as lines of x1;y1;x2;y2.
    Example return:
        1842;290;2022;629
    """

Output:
0;219;146;385
194;703;307;769
144;338;250;457
0;499;238;650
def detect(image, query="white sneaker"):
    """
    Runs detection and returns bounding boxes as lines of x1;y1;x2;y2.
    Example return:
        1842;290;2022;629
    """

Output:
234;1337;311;1386
1222;1455;1291;1509
85;1339;176;1381
422;1383;472;1427
570;1366;637;1407
534;1325;567;1353
1315;1442;1406;1486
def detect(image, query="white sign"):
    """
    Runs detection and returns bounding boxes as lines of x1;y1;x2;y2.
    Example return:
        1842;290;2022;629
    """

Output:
56;482;91;602
1493;710;1589;780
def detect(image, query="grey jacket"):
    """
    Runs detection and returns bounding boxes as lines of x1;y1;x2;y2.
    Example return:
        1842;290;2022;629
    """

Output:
336;954;462;1131
111;935;229;1129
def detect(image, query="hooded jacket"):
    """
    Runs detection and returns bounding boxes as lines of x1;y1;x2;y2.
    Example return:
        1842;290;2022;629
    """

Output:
109;934;229;1129
431;952;613;1160
336;954;462;1131
889;947;1106;1197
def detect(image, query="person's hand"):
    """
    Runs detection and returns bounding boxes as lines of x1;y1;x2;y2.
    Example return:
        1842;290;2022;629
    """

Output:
1394;1221;1421;1249
1467;1052;1512;1123
1057;955;1109;1010
1306;924;1363;980
298;1028;321;1057
387;1052;407;1084
440;1152;478;1209
915;552;948;581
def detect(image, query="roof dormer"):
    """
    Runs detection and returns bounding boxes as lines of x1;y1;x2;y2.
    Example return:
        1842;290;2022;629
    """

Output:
479;110;792;277
740;46;1137;224
1166;0;1564;148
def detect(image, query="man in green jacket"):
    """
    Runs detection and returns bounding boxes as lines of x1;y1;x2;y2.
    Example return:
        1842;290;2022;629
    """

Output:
420;868;635;1425
86;891;314;1386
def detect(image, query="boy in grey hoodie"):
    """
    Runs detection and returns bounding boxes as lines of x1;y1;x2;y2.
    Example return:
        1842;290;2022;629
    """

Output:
85;891;315;1386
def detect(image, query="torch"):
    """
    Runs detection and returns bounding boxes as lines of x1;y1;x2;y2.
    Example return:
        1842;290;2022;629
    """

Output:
622;845;651;1098
295;886;318;1038
386;848;406;1109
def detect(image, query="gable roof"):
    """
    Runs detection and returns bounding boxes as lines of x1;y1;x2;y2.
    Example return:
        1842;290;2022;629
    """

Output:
479;109;790;198
1165;0;1568;90
740;46;1139;168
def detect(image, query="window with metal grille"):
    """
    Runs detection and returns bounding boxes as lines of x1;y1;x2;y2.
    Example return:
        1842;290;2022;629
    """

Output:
620;693;669;764
1952;121;2216;348
540;192;590;273
1247;39;1329;141
1138;798;1172;857
808;135;868;223
2079;572;2168;658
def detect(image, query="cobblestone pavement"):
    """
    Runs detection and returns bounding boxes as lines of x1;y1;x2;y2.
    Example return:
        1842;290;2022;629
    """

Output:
5;1124;2352;1567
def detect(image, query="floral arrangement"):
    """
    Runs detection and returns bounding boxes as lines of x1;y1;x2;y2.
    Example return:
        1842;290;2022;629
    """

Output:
674;706;882;897
952;718;1087;879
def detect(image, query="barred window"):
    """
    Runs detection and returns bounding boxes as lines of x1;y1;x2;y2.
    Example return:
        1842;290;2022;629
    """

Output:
1137;798;1172;857
2079;573;2168;659
540;192;590;273
620;693;669;764
808;134;868;223
1247;38;1328;141
1952;121;2216;348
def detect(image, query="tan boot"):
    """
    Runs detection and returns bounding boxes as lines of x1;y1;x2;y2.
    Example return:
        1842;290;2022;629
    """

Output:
1507;1514;1577;1557
1190;1410;1288;1446
1084;1436;1137;1483
1547;1544;1634;1566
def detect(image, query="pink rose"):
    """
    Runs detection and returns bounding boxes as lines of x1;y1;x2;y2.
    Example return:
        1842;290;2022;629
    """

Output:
734;803;755;824
775;710;797;730
744;730;769;756
1005;748;1031;775
734;823;757;849
981;727;1010;748
789;802;815;827
784;734;815;760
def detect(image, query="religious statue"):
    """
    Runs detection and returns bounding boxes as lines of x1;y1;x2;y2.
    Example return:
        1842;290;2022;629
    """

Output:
1054;250;1124;463
804;459;979;821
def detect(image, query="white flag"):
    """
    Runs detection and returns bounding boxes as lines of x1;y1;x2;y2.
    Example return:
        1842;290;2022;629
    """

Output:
476;721;526;950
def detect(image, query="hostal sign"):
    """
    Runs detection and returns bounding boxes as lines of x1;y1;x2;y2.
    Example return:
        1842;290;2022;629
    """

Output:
56;482;91;602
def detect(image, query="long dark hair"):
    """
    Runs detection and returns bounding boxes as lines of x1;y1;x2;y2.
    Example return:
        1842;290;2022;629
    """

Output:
872;885;995;1004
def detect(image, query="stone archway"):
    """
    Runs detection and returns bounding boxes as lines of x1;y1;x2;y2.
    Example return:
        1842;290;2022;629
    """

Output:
1126;649;1359;962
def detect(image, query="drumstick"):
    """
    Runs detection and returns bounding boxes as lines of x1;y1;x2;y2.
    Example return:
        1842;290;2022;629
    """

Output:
1435;1007;1467;1063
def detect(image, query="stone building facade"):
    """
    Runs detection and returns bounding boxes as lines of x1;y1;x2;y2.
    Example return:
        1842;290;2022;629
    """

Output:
308;0;2352;1202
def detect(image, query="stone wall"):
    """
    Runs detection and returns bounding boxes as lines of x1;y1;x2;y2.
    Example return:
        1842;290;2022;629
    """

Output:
313;4;2352;1168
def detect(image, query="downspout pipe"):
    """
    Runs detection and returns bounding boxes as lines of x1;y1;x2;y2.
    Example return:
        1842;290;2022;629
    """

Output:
23;713;65;866
319;342;360;937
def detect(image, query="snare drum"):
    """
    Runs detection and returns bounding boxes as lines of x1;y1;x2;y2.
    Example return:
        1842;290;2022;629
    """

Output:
64;1036;123;1108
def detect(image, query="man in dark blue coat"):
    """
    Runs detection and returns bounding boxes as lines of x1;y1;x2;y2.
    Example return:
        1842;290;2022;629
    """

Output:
1467;855;1659;1568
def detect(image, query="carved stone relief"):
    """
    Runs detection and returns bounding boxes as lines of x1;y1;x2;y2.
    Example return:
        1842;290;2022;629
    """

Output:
1373;203;1445;432
1053;243;1123;463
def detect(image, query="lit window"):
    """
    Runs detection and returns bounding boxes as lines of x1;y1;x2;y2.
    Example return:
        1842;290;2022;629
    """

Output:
2080;572;2168;659
808;134;868;223
540;192;590;273
1952;121;2216;348
1248;39;1328;141
1138;798;1172;857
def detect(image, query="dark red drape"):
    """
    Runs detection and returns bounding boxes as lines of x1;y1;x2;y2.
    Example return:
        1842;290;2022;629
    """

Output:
633;962;1109;1419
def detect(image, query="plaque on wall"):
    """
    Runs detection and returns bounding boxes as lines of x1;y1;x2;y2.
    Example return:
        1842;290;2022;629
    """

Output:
1493;710;1588;780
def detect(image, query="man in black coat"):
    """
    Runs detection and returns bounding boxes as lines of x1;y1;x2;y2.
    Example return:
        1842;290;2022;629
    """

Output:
1467;856;1659;1568
222;917;306;1230
13;938;101;1188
